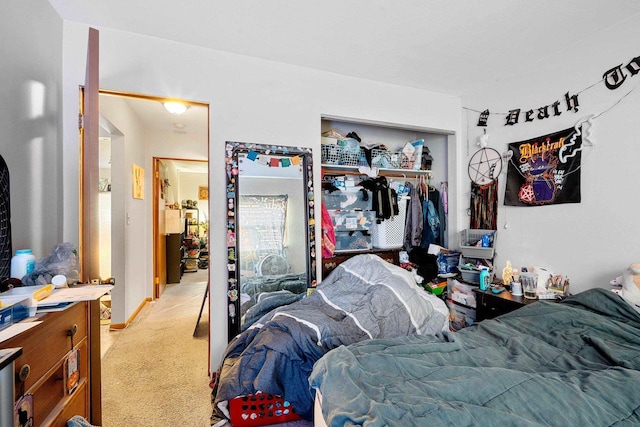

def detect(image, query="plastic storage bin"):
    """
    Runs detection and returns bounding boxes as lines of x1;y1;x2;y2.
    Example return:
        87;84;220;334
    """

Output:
371;148;401;169
328;210;375;232
335;230;372;252
229;392;301;426
460;229;496;259
448;279;478;308
322;189;372;211
371;196;408;249
447;300;476;331
459;269;495;285
321;138;366;167
458;255;494;285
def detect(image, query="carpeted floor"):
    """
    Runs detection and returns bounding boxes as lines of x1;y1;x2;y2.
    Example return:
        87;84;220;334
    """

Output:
100;269;212;426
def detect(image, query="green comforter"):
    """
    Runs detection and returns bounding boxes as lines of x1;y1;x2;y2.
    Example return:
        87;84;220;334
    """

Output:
310;288;640;426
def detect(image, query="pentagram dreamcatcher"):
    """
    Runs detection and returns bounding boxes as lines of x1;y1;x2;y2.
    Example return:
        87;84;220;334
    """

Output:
468;147;503;185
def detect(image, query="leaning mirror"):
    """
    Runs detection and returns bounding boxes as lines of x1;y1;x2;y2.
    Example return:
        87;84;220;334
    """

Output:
225;142;316;340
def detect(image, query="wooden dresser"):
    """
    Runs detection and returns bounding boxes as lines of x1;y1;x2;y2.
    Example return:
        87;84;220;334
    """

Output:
2;300;102;426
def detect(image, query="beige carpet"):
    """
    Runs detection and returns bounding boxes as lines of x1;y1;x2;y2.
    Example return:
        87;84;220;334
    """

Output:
101;270;212;426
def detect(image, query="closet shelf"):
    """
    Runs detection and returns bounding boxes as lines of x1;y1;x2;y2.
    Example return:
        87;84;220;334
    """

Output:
321;164;431;178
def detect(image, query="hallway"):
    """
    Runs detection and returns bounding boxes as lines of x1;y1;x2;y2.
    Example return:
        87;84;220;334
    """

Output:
99;269;211;426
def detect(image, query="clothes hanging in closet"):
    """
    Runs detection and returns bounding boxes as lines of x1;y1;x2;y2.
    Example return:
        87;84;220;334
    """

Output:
359;176;398;221
421;185;445;248
440;182;448;214
403;182;424;249
439;182;448;247
431;186;446;246
321;204;336;258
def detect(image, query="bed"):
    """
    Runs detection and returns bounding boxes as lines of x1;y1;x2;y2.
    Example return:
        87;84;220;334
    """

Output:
211;254;449;425
310;287;640;426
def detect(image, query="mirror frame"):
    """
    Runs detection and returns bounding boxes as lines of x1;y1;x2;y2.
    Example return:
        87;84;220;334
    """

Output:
225;141;316;340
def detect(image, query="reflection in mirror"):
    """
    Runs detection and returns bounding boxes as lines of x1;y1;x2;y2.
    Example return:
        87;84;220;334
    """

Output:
225;142;316;340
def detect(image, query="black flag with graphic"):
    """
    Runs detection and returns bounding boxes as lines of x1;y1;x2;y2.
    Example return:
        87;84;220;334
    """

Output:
504;127;582;206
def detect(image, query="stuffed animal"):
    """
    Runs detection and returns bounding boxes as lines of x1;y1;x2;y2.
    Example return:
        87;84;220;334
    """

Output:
619;263;640;313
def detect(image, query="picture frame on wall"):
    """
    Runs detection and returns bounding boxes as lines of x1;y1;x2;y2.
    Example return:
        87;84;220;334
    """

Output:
198;185;208;200
133;164;144;199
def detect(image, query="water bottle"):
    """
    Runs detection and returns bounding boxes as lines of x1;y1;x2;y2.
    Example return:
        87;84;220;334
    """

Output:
11;249;36;279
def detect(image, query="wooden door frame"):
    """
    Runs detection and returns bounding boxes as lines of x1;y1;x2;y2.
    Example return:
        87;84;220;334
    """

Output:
79;28;100;283
153;157;165;299
78;26;102;426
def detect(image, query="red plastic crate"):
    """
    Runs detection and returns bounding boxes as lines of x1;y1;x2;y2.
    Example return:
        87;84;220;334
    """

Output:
229;392;301;426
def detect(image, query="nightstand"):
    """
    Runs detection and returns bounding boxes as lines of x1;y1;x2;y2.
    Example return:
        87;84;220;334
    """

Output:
473;288;545;322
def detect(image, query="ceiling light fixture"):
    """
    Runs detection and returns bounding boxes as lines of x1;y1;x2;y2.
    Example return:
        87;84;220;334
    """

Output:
163;101;189;115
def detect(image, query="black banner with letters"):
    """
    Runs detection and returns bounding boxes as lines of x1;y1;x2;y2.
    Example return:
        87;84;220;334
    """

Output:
504;127;582;206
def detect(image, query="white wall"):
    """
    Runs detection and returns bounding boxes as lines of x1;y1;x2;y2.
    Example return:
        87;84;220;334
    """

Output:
99;95;148;324
0;1;63;259
462;15;640;293
60;23;461;368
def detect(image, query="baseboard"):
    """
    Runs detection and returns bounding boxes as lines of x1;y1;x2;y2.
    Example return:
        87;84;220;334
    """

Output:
108;297;152;330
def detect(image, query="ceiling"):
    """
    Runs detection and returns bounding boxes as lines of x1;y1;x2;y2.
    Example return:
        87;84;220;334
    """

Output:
98;94;209;172
109;94;210;136
59;0;640;167
49;0;640;98
163;159;208;175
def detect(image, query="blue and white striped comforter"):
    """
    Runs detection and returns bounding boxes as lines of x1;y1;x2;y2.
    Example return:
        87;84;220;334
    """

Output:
211;254;449;422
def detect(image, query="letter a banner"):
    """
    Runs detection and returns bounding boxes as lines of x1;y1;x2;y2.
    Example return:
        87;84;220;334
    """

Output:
504;127;582;206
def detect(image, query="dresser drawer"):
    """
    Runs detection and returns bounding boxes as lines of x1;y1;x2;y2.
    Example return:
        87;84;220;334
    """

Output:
32;338;89;425
6;302;88;392
42;376;89;427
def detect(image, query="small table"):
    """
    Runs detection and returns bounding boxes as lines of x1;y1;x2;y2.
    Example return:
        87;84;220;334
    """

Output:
473;288;545;322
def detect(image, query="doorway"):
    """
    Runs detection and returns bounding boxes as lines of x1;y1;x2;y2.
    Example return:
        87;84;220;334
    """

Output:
154;157;209;299
94;91;209;331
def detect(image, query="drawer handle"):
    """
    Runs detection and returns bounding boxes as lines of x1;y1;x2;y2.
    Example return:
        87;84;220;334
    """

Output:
67;324;78;337
17;364;30;382
67;324;78;350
